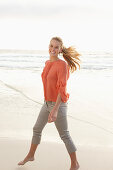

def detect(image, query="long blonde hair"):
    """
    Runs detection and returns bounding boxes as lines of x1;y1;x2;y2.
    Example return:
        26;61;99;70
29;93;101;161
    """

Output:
51;37;81;73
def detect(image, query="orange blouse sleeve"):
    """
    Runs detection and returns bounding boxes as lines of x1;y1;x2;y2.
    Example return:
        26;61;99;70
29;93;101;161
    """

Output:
56;62;70;102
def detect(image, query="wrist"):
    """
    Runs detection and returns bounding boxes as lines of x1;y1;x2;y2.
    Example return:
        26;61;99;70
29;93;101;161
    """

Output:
53;105;59;111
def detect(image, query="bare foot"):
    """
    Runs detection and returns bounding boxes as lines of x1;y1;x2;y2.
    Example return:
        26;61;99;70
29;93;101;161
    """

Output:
70;161;80;170
18;155;34;165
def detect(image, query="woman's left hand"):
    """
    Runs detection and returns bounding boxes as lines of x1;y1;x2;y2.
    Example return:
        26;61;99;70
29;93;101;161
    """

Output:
48;107;58;123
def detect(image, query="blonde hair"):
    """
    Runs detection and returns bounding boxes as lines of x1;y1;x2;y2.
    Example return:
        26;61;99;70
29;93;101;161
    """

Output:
51;37;81;73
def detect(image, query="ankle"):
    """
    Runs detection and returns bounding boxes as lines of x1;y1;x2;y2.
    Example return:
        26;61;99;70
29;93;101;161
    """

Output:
71;160;78;165
27;153;34;157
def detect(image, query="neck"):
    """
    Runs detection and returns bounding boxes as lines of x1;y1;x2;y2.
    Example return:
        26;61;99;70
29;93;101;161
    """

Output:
50;56;59;62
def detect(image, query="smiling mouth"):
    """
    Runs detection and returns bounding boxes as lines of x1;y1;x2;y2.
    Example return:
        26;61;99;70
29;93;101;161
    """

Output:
51;52;56;54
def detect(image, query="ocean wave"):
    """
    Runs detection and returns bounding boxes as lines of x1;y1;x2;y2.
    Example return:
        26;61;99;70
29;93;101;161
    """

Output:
0;53;113;71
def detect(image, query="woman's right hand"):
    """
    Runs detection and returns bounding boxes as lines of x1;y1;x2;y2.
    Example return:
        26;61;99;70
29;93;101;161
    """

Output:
48;107;58;123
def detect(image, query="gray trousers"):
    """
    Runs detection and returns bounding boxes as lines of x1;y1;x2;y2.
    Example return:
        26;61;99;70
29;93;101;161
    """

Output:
31;100;77;154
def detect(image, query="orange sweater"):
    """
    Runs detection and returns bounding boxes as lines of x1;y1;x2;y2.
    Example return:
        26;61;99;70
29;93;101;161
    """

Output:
41;59;70;103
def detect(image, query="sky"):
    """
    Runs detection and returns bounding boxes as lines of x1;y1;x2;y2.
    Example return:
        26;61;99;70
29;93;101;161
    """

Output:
0;0;113;52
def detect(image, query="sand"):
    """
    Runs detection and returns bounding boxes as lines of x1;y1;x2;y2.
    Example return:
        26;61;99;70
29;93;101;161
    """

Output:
0;138;113;170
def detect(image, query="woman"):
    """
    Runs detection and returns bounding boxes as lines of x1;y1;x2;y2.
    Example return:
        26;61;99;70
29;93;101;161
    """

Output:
18;37;81;170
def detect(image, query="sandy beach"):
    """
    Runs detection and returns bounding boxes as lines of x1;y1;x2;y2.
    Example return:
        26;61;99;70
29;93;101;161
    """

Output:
0;65;113;170
0;138;113;170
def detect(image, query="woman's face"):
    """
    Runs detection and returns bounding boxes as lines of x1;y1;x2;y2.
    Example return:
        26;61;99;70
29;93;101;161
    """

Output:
49;39;62;58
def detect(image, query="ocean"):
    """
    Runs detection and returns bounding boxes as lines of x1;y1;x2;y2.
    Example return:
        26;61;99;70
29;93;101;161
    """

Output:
0;51;113;71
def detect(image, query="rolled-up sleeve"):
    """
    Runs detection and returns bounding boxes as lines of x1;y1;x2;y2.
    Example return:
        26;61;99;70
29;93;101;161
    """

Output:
56;62;70;102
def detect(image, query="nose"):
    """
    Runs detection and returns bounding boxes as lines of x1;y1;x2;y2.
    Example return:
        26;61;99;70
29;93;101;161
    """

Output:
51;48;55;52
52;47;55;50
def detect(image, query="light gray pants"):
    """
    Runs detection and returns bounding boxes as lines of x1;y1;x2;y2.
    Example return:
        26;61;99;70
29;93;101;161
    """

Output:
31;100;77;154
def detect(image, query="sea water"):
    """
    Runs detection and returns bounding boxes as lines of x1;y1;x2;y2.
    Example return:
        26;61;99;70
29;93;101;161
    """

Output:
0;51;113;71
